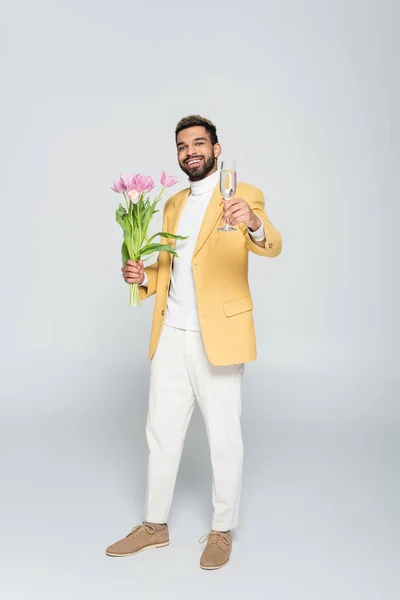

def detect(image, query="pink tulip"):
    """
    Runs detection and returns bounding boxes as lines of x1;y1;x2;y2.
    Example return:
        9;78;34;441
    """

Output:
111;179;126;193
160;171;178;187
111;173;136;193
141;177;155;192
120;173;135;189
133;174;155;193
126;184;142;203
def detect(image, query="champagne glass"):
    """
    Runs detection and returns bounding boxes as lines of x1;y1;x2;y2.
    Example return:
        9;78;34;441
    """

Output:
218;160;237;232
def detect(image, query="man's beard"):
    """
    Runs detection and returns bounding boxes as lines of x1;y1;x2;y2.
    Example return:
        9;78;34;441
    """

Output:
179;153;216;181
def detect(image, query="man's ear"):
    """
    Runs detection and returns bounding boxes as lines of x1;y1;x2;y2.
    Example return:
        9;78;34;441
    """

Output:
214;143;222;158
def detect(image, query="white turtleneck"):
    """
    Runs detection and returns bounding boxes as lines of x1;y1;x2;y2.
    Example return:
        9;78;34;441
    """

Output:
141;169;265;331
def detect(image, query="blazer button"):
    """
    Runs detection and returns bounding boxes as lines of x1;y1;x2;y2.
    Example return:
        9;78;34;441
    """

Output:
161;310;165;316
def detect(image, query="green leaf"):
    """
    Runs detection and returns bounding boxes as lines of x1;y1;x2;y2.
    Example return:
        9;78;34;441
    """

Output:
160;244;179;256
140;243;178;257
139;242;165;254
115;204;127;229
147;231;189;244
122;211;131;224
121;242;129;264
123;232;134;260
141;205;153;242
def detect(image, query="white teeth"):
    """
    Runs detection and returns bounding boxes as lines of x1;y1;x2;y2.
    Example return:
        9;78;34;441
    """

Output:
188;159;200;165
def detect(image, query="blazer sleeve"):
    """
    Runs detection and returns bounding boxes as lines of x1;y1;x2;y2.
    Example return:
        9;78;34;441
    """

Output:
242;187;282;258
138;260;159;300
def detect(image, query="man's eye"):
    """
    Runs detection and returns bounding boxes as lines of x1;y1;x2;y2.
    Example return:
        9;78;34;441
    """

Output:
196;142;203;146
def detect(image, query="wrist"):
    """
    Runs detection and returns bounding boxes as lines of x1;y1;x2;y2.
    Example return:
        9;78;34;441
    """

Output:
248;214;261;232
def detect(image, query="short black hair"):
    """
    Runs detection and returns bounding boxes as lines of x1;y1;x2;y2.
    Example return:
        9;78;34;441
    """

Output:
175;115;219;146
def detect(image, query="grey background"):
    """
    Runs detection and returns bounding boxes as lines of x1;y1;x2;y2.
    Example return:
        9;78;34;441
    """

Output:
1;0;399;598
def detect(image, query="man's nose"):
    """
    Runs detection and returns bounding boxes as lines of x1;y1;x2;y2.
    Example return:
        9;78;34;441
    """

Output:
187;147;199;158
184;149;195;161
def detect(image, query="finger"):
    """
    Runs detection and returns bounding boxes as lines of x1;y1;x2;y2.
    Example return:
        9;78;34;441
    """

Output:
222;198;234;207
125;267;142;276
223;201;245;217
138;260;144;267
227;209;248;225
125;276;142;283
221;197;240;207
224;206;247;220
125;260;142;268
225;198;243;208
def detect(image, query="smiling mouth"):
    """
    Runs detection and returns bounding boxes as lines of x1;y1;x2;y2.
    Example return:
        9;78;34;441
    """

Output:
186;158;203;167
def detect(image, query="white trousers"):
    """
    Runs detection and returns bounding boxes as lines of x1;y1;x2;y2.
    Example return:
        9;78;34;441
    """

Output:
144;323;244;531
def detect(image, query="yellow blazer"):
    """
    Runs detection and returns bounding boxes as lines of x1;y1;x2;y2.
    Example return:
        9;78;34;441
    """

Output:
139;181;282;366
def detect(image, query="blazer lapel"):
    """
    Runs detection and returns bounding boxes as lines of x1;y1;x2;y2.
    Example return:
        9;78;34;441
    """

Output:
167;188;190;247
192;184;222;259
166;181;223;258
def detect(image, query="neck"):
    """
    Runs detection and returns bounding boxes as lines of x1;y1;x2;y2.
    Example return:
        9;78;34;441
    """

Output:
189;168;219;195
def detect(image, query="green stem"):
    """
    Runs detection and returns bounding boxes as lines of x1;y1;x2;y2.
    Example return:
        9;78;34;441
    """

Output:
129;199;134;260
129;282;141;307
151;186;164;206
136;194;143;257
136;283;141;307
126;186;167;307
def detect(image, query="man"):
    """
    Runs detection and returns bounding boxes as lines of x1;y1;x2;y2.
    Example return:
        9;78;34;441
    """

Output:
106;115;282;570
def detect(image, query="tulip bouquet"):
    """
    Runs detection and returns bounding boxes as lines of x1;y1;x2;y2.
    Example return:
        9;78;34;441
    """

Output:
112;171;187;307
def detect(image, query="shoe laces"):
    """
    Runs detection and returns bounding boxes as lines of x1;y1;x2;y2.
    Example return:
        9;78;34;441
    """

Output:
199;531;231;550
127;523;155;538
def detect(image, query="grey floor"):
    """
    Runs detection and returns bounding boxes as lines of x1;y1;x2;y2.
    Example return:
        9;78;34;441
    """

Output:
1;364;398;600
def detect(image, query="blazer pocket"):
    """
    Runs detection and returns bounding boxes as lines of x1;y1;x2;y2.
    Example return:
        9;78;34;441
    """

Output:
223;296;253;317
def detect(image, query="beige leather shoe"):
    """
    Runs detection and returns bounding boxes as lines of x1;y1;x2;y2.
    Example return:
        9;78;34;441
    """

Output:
106;523;169;557
199;531;232;570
